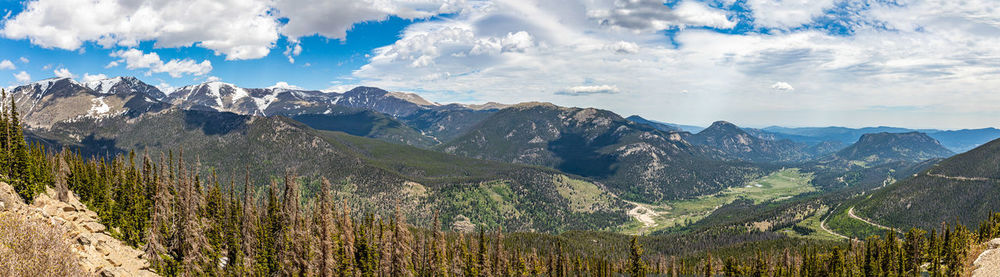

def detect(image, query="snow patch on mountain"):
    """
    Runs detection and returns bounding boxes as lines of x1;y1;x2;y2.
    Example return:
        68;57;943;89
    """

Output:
88;97;111;116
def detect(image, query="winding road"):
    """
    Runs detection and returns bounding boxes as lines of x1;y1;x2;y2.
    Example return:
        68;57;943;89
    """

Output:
820;214;849;240
849;207;901;233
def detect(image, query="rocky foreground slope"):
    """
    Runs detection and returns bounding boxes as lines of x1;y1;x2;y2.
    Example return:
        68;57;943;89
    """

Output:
0;182;156;276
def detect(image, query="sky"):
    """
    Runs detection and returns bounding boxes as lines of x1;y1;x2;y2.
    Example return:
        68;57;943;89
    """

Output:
0;0;998;129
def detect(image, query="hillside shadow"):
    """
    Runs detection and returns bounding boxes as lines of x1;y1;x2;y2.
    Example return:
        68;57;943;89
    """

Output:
182;110;247;135
548;133;618;177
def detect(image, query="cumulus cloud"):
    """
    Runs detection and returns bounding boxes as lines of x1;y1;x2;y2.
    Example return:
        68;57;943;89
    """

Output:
82;73;108;83
557;85;621;96
353;0;1000;128
0;0;460;60
274;0;461;40
606;41;640;54
18;57;28;63
770;82;794;91
53;68;74;78
13;71;30;83
110;49;212;78
268;81;303;90
588;0;736;31
747;0;836;28
156;82;176;94
205;76;221;82
0;60;14;70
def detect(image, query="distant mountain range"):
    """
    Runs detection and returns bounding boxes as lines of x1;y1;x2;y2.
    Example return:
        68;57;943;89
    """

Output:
9;75;1000;234
761;126;1000;153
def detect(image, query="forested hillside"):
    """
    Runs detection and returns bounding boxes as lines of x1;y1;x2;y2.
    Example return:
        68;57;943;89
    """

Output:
24;107;630;233
438;103;768;202
856;137;1000;231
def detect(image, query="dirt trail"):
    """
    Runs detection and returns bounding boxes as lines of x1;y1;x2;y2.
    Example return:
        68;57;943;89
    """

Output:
819;212;849;240
848;207;900;233
927;173;994;182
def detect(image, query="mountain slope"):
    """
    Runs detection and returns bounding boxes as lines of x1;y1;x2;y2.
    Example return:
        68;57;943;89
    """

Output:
27;108;630;232
625;115;682;132
9;77;169;128
686;121;812;163
438;103;767;202
855;137;1000;230
826;132;953;165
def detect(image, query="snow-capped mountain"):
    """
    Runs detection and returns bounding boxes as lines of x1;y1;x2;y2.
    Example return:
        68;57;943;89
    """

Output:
333;86;438;117
7;77;168;128
84;76;166;100
164;82;442;117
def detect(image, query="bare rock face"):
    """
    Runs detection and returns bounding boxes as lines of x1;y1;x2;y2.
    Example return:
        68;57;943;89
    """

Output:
0;182;157;276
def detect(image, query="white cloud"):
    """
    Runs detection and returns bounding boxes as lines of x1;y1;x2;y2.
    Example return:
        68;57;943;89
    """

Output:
557;85;621;95
1;0;460;60
53;68;74;78
105;61;119;68
284;43;303;63
205;76;221;82
156;82;176;94
770;82;794;91
153;59;213;78
501;31;534;52
747;0;836;29
110;49;212;78
13;71;30;83
268;81;303;90
18;57;28;63
273;0;461;40
588;0;736;31
1;0;278;60
82;73;107;83
352;0;1000;128
0;60;14;70
606;41;640;54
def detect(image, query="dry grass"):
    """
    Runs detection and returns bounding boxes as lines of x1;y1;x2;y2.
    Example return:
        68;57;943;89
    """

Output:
0;212;86;277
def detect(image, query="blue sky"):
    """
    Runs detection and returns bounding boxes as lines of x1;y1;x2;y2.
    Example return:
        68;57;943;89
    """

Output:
1;0;998;129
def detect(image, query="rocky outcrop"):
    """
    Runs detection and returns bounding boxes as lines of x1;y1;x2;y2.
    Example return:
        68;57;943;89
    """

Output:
0;183;157;276
974;238;1000;276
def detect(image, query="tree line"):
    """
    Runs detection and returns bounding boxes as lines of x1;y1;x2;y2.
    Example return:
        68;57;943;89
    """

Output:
2;88;1000;276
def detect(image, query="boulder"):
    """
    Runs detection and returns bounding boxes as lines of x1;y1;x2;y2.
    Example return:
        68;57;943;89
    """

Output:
78;234;93;245
83;222;107;233
989;238;1000;249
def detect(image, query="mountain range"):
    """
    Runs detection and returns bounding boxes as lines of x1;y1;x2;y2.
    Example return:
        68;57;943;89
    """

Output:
7;75;1000;233
855;136;1000;230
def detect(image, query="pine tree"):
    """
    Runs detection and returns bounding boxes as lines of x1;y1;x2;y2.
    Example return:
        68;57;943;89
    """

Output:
240;171;259;275
703;251;713;277
338;202;356;276
391;207;415;277
0;89;8;177
493;227;509;276
476;228;490;276
904;228;926;276
317;177;337;277
929;228;942;276
145;157;173;274
628;236;646;277
431;211;449;277
6;94;37;201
